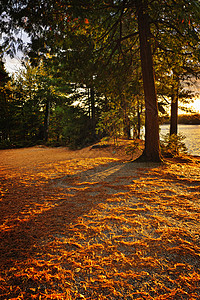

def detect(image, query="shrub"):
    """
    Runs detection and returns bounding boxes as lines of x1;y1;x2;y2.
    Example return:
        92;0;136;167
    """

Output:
125;140;143;159
160;133;187;157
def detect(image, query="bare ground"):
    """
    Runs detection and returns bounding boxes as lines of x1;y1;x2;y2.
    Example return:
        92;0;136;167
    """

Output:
0;141;200;299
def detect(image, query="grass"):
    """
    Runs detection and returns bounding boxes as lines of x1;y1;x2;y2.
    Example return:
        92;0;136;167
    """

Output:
0;140;200;299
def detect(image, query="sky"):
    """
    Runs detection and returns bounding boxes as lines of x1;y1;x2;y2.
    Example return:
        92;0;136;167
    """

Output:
183;80;200;113
191;98;200;113
2;30;30;74
4;55;24;74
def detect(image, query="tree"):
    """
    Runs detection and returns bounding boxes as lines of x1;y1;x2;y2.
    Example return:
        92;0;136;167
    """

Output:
135;0;160;161
8;65;44;145
0;59;11;145
65;0;199;161
154;31;200;136
63;0;161;160
150;0;200;136
1;0;200;160
0;59;73;147
0;0;160;160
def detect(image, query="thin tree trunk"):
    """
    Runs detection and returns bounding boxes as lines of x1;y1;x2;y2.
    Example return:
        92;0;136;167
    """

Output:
123;102;131;139
2;92;10;141
44;100;50;142
123;114;131;139
136;0;161;162
88;88;91;118
137;97;141;139
170;75;179;136
90;86;96;138
170;94;178;135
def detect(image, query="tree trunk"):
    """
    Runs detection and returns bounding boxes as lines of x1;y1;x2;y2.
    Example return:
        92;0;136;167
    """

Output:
170;75;179;136
2;93;10;142
123;102;131;139
170;94;178;135
90;86;96;138
136;97;142;139
136;0;161;162
123;114;131;139
44;100;50;142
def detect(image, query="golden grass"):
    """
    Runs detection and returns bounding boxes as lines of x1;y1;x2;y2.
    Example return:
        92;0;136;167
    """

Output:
0;142;200;299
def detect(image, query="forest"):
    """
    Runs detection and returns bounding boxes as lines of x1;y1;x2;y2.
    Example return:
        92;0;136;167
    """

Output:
178;113;200;124
1;2;200;299
0;1;200;159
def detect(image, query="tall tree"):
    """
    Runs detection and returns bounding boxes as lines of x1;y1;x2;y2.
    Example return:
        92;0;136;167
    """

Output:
154;37;200;136
0;59;10;144
135;0;160;161
1;0;200;160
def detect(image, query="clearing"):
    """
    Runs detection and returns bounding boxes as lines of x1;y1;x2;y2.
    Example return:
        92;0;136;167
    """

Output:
0;141;200;299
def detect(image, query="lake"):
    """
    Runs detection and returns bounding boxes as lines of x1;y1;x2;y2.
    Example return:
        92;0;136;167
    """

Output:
160;124;200;156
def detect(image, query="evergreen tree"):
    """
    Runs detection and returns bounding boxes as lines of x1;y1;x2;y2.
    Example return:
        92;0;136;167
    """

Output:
1;0;200;160
0;59;11;146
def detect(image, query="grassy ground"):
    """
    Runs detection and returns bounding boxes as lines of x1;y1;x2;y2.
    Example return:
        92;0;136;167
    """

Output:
0;140;200;299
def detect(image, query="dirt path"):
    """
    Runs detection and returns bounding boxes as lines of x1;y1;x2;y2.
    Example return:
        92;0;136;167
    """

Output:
0;144;200;299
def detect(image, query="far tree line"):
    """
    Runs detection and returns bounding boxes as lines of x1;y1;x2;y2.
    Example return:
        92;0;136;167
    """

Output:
0;0;200;161
178;113;200;125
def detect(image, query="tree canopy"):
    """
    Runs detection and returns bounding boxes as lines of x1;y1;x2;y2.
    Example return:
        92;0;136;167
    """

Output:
0;0;200;160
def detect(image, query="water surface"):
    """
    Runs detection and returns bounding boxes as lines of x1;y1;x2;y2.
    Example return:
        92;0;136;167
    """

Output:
160;124;200;156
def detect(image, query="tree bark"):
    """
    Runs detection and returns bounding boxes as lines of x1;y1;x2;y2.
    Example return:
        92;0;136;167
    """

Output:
90;86;96;138
135;0;161;162
170;75;179;136
136;97;142;139
170;94;178;135
123;114;131;139
123;101;131;139
44;100;50;142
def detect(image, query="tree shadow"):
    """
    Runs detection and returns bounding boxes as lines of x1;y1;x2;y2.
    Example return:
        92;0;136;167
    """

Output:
2;157;191;273
1;158;200;299
0;160;163;269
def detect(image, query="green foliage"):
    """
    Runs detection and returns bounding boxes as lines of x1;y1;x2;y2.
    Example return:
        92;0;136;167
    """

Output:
160;133;188;157
0;61;72;148
49;104;97;149
96;109;123;143
1;0;200;159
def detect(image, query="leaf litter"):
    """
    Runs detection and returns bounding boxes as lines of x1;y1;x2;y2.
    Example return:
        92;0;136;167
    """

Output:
0;141;200;299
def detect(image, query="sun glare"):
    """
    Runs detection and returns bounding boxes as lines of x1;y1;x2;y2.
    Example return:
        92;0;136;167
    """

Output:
192;98;200;113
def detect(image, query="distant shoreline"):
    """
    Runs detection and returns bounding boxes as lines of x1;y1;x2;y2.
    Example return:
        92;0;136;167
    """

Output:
163;113;200;125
